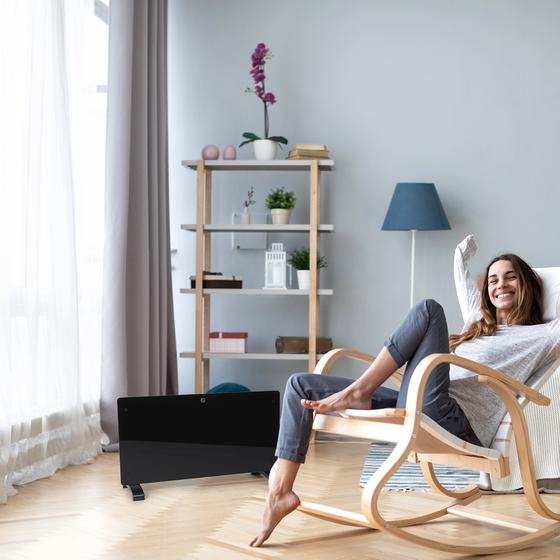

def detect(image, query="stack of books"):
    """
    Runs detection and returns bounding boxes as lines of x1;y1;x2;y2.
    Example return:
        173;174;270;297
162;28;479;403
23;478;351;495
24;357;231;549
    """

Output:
287;143;330;160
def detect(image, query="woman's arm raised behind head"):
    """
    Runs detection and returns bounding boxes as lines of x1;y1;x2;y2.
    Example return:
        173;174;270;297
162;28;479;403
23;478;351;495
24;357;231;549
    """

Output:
454;234;481;327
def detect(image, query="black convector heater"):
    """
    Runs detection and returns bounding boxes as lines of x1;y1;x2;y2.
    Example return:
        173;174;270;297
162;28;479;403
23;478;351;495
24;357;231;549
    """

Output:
118;391;280;500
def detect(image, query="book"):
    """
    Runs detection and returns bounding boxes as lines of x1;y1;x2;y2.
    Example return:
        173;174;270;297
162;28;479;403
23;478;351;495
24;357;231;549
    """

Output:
289;149;330;158
295;143;327;151
189;274;243;281
287;155;330;160
190;279;243;289
190;274;243;289
287;152;330;160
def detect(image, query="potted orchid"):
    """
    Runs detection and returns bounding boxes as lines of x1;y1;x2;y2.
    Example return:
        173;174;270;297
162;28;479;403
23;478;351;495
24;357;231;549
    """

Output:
239;43;288;160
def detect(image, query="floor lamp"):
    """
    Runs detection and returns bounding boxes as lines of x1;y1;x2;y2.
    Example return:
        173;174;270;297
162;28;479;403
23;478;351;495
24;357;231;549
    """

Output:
381;183;451;308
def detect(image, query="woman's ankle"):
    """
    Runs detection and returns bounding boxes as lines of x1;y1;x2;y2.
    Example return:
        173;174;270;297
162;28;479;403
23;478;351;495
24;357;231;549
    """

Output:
269;487;294;499
268;458;300;496
348;380;374;400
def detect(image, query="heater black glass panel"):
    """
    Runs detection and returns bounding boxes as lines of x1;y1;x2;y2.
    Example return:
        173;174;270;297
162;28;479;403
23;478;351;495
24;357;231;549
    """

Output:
118;391;279;486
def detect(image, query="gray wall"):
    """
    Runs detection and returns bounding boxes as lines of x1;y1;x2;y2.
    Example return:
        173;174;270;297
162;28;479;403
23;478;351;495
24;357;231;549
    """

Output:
168;0;560;394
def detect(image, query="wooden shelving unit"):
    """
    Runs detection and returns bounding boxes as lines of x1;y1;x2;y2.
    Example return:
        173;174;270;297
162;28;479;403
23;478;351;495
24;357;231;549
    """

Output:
181;159;335;392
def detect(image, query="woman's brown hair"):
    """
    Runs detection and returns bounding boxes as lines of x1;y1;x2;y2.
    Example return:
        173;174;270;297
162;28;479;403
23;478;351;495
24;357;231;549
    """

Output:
449;254;543;351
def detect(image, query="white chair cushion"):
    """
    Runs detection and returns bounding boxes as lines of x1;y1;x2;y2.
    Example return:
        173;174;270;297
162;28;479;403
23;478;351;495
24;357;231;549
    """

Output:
534;267;560;321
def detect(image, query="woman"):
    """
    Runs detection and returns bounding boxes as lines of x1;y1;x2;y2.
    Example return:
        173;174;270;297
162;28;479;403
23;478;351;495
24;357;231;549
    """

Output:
250;236;560;548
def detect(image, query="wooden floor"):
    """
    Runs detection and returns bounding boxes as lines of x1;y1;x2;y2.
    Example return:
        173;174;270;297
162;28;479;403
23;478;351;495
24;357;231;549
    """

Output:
1;441;560;559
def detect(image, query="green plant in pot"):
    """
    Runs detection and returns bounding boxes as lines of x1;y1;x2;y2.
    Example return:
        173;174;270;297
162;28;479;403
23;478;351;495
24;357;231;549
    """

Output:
288;247;327;290
265;187;296;225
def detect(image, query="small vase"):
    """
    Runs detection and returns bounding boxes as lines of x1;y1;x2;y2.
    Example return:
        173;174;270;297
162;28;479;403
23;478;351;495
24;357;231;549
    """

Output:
254;139;277;160
223;144;237;160
201;144;220;160
241;207;251;224
270;208;291;225
297;270;310;290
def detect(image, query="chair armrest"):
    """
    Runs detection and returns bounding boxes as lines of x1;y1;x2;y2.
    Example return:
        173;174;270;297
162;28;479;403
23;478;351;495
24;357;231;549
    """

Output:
313;348;404;388
313;348;376;374
414;354;550;406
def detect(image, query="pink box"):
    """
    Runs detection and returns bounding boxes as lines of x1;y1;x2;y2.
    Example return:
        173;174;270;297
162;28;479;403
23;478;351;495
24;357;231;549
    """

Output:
209;332;248;353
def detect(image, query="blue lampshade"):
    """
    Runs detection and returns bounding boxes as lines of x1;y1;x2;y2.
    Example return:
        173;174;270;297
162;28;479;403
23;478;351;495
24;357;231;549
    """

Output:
381;183;451;231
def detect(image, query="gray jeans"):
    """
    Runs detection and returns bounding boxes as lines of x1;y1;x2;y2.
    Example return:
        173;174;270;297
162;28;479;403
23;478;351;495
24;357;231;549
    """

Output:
276;299;481;463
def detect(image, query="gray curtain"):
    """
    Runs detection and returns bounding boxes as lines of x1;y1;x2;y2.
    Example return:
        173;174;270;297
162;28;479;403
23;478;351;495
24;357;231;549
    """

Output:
101;0;178;445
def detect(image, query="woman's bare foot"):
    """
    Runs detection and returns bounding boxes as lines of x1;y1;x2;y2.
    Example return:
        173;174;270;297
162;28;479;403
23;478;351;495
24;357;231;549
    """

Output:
250;489;300;547
301;384;371;413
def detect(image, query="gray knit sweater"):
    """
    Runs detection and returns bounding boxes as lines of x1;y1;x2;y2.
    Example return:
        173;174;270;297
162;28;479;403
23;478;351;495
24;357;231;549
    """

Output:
448;236;560;447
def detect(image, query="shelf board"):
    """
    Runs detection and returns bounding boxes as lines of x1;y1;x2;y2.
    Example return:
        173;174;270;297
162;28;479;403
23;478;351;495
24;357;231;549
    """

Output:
179;352;323;360
181;224;334;233
182;159;335;171
180;288;333;296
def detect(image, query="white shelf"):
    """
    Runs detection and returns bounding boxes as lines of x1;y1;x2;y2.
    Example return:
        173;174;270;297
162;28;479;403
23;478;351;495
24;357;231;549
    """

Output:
179;352;322;360
180;288;334;296
182;159;335;171
181;224;334;233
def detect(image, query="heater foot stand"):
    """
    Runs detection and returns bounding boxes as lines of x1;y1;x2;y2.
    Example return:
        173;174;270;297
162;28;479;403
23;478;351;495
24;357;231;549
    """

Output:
127;484;145;501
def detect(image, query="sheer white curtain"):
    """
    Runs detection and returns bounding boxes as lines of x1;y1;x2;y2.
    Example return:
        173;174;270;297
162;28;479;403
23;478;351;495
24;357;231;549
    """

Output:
0;0;108;503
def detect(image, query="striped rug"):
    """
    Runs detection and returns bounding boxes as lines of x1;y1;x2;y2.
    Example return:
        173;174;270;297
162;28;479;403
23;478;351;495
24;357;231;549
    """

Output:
360;442;480;490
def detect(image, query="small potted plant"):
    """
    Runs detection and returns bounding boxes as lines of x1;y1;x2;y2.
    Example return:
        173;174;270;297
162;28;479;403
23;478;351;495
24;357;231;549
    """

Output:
287;247;327;290
239;43;288;160
265;187;296;225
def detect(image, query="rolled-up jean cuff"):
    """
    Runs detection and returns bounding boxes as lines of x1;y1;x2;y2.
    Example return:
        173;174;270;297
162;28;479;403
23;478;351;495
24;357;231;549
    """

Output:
384;339;405;368
276;447;307;464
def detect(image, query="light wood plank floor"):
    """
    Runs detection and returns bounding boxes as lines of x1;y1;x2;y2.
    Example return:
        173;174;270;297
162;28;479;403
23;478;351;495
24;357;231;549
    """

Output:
1;441;560;559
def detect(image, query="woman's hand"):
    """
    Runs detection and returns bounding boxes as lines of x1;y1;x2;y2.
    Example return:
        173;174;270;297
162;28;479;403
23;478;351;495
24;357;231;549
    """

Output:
457;234;477;259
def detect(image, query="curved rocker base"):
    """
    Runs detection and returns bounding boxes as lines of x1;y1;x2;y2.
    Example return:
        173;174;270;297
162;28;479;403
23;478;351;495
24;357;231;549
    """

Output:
382;514;560;555
300;497;560;554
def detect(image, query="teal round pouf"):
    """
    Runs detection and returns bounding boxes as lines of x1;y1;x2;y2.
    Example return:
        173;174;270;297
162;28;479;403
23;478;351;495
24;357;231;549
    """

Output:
207;382;250;394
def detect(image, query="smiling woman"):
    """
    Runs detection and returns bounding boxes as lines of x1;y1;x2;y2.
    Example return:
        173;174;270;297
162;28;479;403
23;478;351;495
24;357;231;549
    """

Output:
486;255;543;326
251;235;560;547
450;251;544;351
487;261;519;321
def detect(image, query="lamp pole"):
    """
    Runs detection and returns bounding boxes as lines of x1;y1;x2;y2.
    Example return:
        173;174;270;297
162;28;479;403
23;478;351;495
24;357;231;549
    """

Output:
410;229;417;309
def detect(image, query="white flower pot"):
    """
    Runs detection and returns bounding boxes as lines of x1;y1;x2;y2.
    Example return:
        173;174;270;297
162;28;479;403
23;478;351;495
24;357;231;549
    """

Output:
253;139;277;160
270;208;292;225
297;270;310;290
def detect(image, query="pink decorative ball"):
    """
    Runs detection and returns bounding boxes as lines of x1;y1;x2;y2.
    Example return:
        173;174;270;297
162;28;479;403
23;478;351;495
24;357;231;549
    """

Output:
223;144;237;160
201;144;219;160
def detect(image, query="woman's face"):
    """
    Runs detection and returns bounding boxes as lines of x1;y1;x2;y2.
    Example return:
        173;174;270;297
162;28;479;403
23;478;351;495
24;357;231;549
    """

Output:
487;259;519;322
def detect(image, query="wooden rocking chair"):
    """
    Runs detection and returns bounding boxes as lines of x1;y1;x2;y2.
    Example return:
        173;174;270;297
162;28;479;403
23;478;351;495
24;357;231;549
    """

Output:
299;348;560;554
